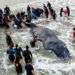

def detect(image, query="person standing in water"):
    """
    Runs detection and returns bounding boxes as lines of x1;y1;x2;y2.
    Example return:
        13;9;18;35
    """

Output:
0;8;3;27
7;44;15;63
43;4;48;18
5;33;14;47
15;56;23;75
60;8;63;17
22;45;32;64
27;5;32;22
72;28;75;38
66;6;70;16
15;44;23;60
4;5;11;16
25;60;36;75
60;6;70;17
47;1;51;10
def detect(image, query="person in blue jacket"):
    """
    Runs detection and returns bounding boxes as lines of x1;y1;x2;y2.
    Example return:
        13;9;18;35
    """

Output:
7;44;16;63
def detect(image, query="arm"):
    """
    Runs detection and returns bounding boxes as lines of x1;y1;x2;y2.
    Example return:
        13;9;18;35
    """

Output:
32;70;36;75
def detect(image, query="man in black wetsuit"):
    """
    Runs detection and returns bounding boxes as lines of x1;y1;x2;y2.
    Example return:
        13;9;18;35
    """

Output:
22;45;32;64
25;60;35;75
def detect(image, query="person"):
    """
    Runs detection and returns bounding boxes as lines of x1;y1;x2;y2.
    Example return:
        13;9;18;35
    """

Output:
60;8;63;17
43;4;48;18
47;1;51;9
72;28;75;38
15;44;22;60
5;33;14;47
21;11;25;19
4;5;10;16
9;14;15;21
49;7;56;20
22;45;32;64
25;15;31;23
30;36;37;47
25;60;35;75
30;40;36;47
0;8;3;27
15;56;23;75
14;13;22;29
66;6;70;16
52;10;56;20
3;14;10;28
62;6;70;17
36;8;44;17
7;44;15;63
27;5;32;22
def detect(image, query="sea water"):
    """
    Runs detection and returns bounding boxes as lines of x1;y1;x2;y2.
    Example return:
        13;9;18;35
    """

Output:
0;0;75;75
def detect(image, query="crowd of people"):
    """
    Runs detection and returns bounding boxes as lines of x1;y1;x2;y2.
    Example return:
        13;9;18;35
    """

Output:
6;33;36;75
0;1;71;29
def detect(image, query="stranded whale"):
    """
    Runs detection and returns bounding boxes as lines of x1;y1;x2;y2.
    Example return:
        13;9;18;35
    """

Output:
26;22;70;59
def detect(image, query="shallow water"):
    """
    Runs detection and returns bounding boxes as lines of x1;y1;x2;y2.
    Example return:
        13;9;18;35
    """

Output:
0;0;75;75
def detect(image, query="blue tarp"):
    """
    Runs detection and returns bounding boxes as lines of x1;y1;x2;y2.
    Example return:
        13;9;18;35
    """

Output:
31;9;41;19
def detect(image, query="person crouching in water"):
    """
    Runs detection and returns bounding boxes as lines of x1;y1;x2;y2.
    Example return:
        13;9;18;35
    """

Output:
25;60;36;75
15;56;23;75
22;45;32;64
30;36;37;48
